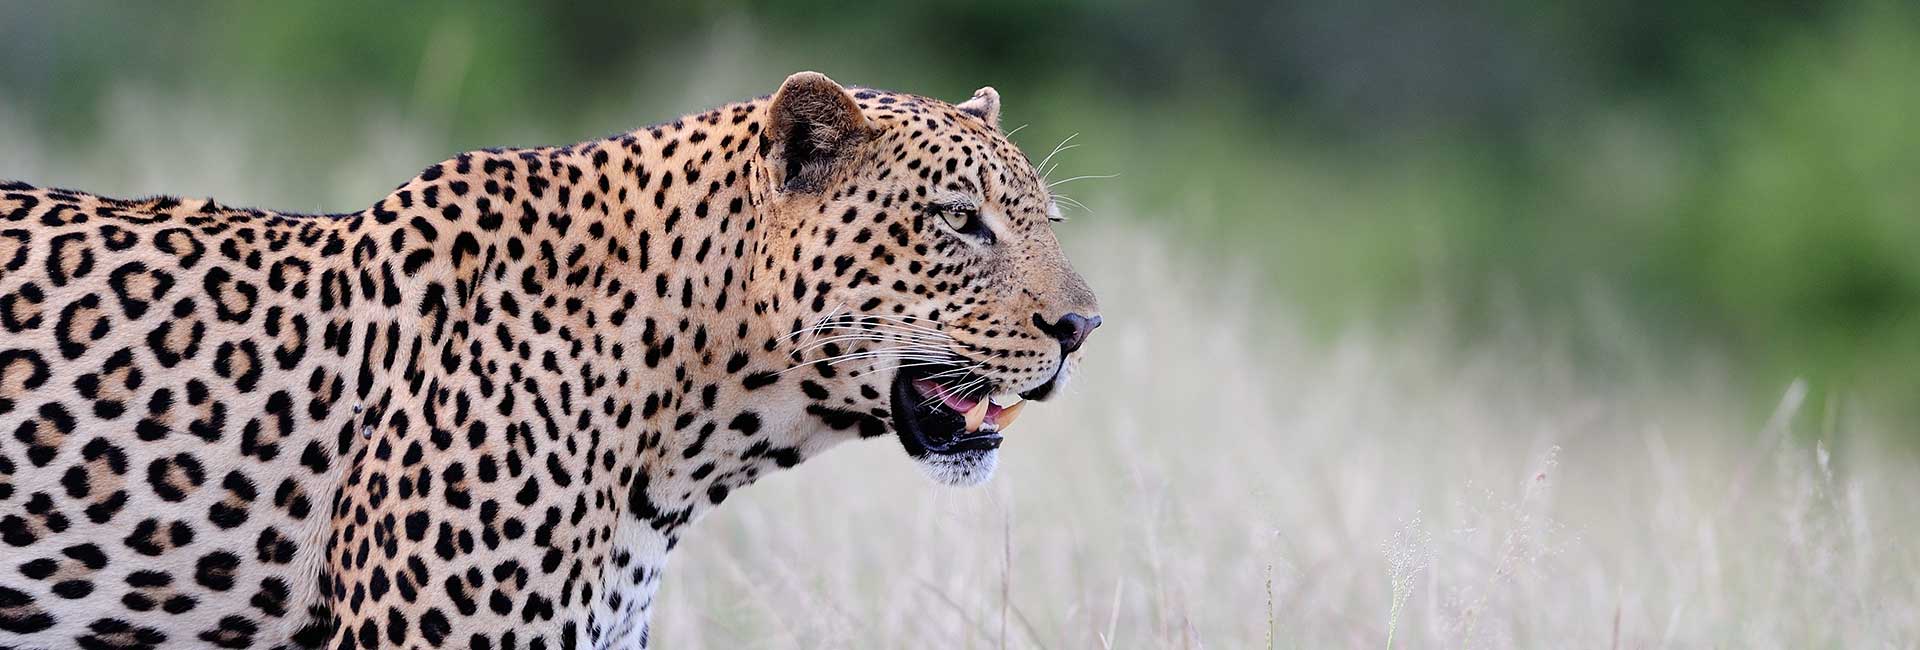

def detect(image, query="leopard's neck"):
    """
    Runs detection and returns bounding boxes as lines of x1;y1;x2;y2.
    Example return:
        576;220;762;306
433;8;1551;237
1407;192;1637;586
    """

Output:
340;100;862;646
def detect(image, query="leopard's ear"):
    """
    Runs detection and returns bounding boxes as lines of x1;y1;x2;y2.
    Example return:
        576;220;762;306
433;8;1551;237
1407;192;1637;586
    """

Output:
765;71;871;192
955;86;1001;130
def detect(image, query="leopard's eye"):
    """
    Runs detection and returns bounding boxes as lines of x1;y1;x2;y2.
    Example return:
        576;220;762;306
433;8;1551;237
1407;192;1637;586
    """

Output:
939;208;973;232
930;202;993;244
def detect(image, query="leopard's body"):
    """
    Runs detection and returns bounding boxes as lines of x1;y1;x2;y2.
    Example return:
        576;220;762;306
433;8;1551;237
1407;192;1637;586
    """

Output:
0;73;1098;649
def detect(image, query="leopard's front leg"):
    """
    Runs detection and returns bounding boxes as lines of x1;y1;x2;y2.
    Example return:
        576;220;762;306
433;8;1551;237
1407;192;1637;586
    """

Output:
326;386;620;650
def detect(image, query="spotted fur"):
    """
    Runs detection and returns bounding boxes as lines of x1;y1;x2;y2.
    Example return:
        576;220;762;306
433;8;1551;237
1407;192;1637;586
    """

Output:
0;72;1098;649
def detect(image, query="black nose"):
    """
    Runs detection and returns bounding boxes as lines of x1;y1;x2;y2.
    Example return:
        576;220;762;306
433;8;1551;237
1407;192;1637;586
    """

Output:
1034;313;1101;354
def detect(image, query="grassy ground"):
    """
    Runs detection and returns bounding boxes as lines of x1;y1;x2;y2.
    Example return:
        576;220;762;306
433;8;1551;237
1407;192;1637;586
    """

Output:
6;89;1917;649
655;222;1920;648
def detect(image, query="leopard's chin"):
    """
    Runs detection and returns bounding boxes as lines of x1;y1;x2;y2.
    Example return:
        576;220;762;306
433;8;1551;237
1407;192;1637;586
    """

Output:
913;448;999;486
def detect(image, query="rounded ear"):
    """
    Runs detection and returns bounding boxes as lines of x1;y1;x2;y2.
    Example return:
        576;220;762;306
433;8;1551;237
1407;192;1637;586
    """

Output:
765;71;871;192
955;86;1002;130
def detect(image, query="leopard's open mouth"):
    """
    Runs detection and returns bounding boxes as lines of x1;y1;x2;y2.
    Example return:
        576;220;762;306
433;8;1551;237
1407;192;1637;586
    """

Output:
889;366;1029;457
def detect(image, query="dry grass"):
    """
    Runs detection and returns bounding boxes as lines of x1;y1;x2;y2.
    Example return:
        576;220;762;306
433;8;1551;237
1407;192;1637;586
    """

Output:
6;90;1917;649
655;224;1920;649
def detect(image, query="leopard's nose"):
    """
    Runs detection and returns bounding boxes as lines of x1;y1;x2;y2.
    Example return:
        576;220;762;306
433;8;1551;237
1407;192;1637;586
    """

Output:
1033;312;1101;355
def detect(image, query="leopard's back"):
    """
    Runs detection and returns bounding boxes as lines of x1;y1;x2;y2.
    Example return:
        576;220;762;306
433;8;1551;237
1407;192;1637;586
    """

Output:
0;183;364;648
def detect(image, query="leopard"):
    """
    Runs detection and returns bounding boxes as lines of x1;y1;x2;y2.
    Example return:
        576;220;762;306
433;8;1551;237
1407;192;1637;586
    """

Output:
0;71;1101;649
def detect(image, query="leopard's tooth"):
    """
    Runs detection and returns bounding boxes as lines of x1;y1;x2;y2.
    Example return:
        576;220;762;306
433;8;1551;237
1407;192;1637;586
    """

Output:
996;400;1027;431
964;399;989;432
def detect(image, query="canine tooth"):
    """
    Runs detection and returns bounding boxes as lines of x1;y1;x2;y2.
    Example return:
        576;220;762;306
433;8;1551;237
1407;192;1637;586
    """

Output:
996;400;1027;430
964;399;989;432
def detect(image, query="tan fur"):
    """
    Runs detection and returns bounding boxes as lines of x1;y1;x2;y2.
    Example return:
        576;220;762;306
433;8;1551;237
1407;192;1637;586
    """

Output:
0;72;1097;649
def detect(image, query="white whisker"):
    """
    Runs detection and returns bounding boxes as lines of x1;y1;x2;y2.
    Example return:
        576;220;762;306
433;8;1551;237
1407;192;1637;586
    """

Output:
1048;173;1118;188
1035;133;1079;178
833;313;951;335
793;332;950;353
785;315;951;342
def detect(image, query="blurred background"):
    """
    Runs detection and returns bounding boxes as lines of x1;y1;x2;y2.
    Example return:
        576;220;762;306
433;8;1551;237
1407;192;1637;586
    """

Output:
4;2;1916;647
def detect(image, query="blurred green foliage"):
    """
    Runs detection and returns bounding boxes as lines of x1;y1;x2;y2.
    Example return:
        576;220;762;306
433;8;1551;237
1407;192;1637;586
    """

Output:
2;1;1915;430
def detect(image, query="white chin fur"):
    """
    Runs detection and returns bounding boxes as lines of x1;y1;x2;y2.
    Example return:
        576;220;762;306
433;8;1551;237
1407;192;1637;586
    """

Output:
914;449;999;486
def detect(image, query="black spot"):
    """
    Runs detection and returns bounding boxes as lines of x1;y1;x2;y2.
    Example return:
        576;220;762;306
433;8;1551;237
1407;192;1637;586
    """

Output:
195;551;241;591
77;617;169;650
65;543;109;569
51;579;94;599
250;577;291;617
0;585;55;633
198;614;259;649
741;371;778;390
420;608;452;646
727;412;761;435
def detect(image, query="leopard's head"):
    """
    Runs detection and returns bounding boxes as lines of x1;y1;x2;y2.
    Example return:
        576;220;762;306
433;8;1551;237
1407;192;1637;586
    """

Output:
751;72;1100;486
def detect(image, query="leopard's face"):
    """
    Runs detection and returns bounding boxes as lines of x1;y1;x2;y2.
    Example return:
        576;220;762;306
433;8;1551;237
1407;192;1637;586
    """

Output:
756;74;1101;486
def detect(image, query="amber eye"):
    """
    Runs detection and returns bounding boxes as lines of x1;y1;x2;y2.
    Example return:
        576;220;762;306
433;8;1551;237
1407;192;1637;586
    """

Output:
939;207;973;232
931;202;993;243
